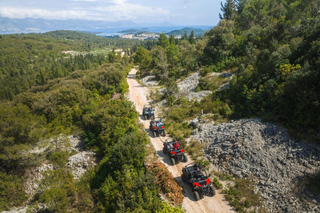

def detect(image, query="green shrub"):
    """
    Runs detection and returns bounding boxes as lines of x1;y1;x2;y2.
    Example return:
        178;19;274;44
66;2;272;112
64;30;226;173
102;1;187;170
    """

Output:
40;187;68;212
223;178;263;213
47;150;70;167
0;172;26;211
213;177;223;189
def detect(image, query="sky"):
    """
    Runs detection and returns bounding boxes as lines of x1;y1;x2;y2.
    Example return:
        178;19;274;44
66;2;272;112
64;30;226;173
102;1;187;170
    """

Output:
0;0;223;26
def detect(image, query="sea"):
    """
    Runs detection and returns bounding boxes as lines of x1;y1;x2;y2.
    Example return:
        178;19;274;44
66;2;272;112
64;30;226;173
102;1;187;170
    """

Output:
92;25;214;37
0;25;214;36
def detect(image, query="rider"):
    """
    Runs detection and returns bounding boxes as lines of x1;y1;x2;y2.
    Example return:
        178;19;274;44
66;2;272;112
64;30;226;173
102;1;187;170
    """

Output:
173;141;180;150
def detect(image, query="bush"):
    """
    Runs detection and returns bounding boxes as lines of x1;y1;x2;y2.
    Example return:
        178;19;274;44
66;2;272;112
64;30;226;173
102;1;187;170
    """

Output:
213;177;223;189
223;178;263;213
47;150;70;167
0;172;26;211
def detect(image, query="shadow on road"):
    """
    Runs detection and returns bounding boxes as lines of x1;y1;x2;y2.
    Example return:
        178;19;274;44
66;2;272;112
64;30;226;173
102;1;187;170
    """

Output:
127;74;136;79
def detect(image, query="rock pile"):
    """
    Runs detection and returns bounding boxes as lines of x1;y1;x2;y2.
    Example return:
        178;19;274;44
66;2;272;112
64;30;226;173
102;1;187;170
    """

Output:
140;75;158;86
176;72;234;101
24;164;54;197
178;72;200;93
67;151;96;180
177;72;212;102
190;118;320;213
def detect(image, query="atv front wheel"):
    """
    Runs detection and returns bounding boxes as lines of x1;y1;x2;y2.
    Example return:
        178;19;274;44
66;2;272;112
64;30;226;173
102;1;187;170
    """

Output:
210;185;216;196
199;192;204;199
183;154;188;162
181;174;187;182
162;130;166;136
171;158;175;165
194;191;200;201
163;147;167;154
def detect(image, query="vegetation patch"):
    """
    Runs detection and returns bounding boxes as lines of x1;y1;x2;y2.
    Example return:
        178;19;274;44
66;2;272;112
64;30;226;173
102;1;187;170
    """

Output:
223;178;265;213
0;173;26;211
47;150;71;167
212;177;223;189
304;172;320;198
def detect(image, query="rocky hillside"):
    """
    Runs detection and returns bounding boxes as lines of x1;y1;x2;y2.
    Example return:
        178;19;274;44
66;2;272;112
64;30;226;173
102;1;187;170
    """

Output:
2;135;97;213
190;118;320;213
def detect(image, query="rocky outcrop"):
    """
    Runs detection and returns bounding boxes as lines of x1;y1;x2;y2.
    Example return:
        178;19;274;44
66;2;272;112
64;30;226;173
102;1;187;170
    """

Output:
3;135;98;213
24;164;55;197
141;75;158;86
190;118;320;213
177;72;212;102
67;151;96;180
177;71;233;101
178;72;201;93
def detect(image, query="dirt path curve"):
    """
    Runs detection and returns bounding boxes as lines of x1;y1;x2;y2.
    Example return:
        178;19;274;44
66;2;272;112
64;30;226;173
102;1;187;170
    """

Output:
127;68;235;213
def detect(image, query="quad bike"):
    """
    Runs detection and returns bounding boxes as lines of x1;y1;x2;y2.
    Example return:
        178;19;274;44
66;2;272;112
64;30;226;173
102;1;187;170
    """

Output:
181;163;215;201
163;139;188;165
142;105;155;120
149;119;166;137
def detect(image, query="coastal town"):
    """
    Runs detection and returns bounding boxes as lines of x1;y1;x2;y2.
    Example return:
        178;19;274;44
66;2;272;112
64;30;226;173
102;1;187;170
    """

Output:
119;32;160;40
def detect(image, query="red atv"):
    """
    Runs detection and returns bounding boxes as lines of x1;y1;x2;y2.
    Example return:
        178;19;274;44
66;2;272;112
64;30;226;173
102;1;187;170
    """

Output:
163;139;188;165
181;163;215;200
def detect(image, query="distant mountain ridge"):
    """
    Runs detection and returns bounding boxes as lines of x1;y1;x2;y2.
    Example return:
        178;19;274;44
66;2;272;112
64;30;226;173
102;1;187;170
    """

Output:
0;17;138;33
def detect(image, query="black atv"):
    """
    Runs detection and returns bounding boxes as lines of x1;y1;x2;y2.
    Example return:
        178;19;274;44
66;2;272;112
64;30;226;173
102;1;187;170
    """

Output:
149;119;166;137
163;139;188;165
142;105;155;120
181;163;215;201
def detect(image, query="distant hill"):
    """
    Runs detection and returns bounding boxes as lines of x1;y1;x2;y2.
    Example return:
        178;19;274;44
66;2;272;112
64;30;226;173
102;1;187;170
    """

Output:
117;29;149;35
167;27;207;37
0;17;138;33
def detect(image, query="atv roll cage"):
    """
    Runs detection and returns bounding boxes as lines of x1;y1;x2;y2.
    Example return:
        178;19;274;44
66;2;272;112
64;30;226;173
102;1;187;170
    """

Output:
163;139;188;165
181;163;215;200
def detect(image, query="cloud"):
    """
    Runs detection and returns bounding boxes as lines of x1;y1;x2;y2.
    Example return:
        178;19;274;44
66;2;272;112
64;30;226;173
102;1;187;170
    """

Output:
70;0;99;2
0;1;170;22
1;8;89;20
94;3;170;21
181;0;196;9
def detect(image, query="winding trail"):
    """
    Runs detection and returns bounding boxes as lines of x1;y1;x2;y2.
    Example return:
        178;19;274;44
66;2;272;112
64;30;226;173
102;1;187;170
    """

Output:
127;68;234;213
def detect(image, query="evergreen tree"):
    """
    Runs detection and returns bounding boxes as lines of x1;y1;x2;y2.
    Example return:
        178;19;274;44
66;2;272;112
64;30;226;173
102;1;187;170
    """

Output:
189;31;195;44
169;34;175;45
235;0;247;14
183;31;188;40
158;33;170;49
219;0;237;20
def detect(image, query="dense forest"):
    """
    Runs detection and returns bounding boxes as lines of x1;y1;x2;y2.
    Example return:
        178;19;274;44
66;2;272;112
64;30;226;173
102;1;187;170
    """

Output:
0;31;141;100
135;0;320;144
0;32;180;212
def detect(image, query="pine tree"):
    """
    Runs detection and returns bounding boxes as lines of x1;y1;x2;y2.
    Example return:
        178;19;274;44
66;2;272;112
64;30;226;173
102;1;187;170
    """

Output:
183;31;188;40
219;0;237;20
158;33;170;49
169;34;175;45
189;31;195;44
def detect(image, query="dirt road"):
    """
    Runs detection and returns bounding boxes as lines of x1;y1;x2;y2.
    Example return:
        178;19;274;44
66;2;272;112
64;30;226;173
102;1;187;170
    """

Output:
127;68;234;213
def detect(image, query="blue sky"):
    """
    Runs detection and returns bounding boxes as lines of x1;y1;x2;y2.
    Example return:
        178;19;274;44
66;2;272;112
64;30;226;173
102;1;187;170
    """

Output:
0;0;223;26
